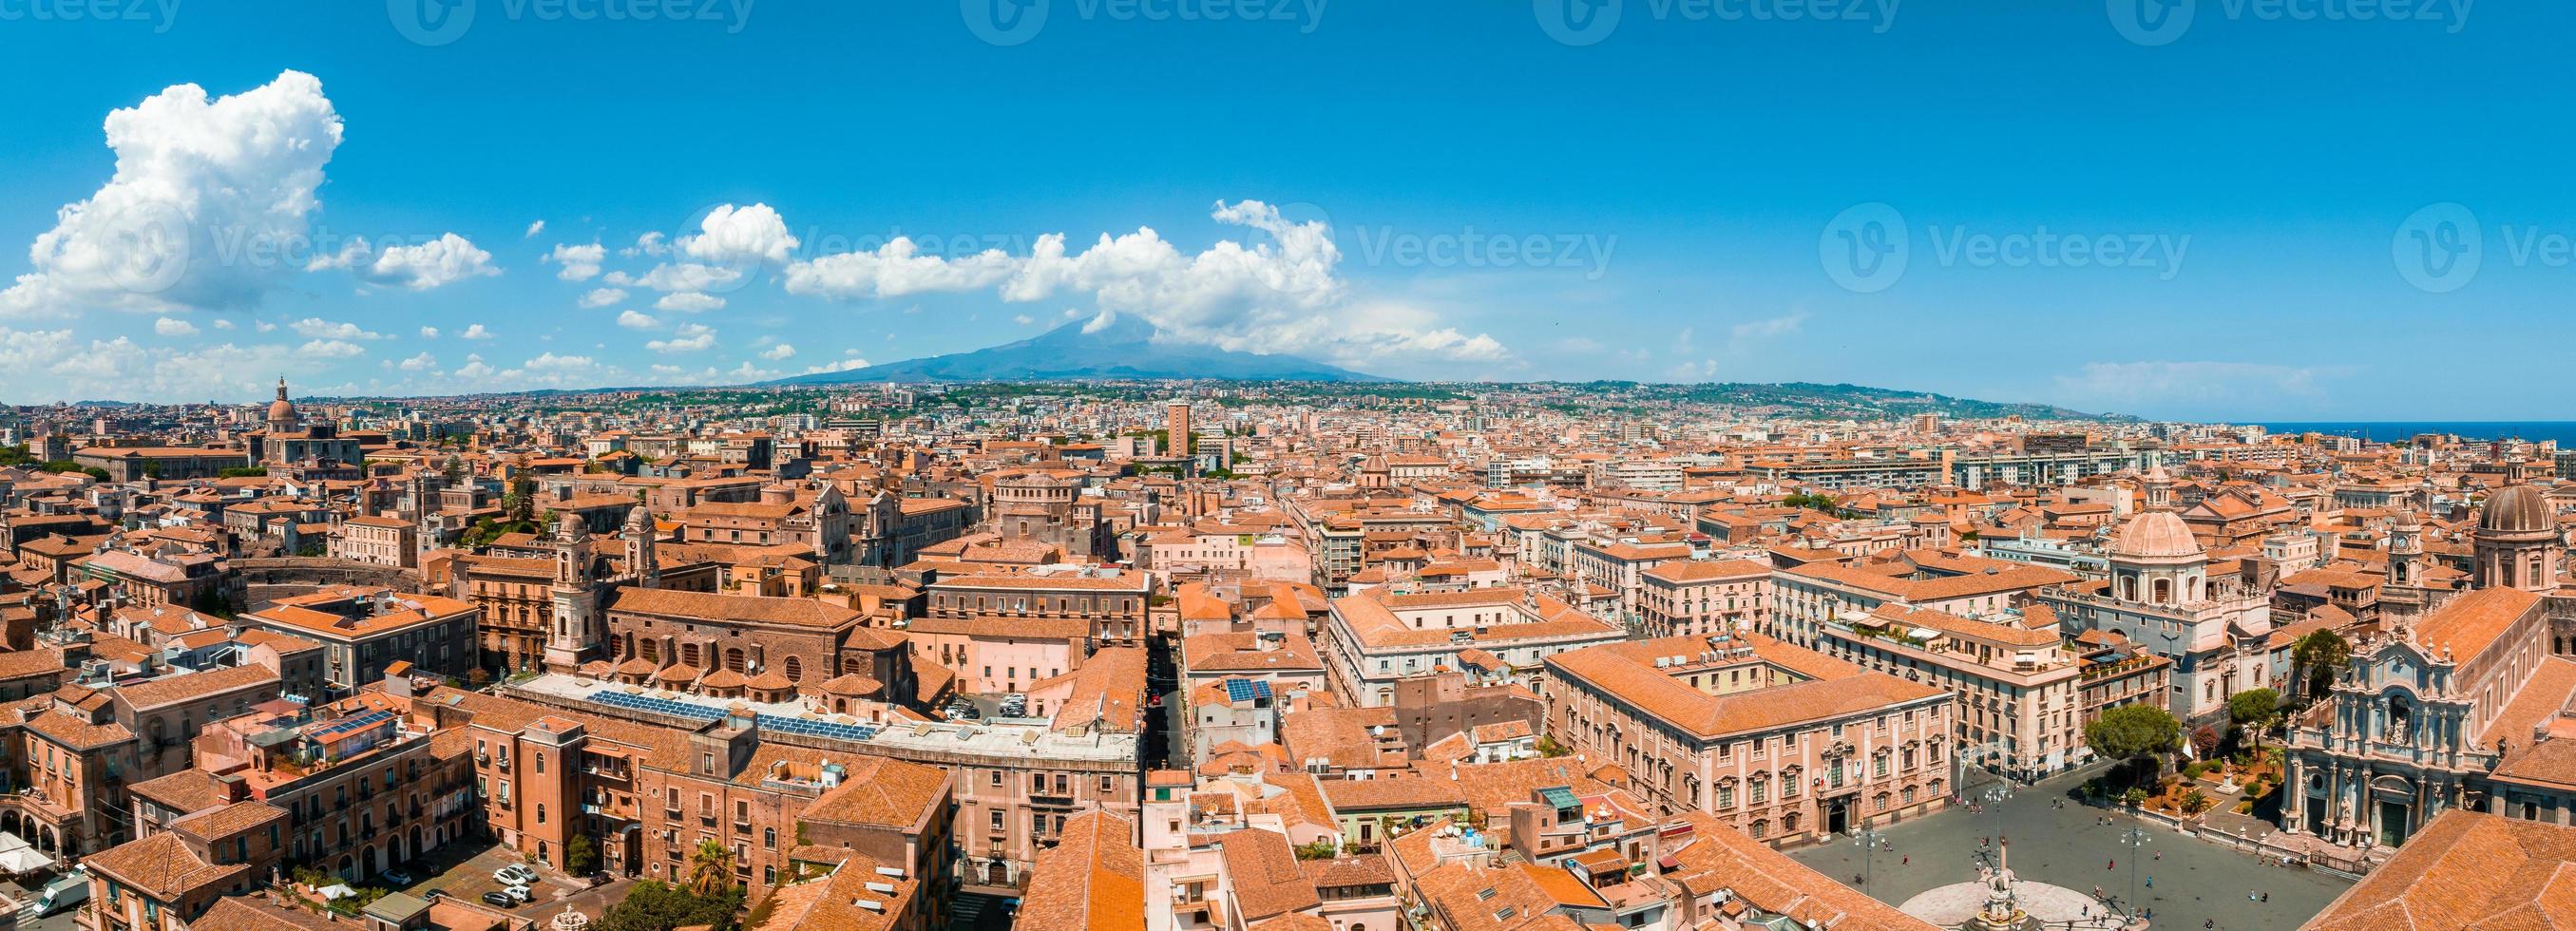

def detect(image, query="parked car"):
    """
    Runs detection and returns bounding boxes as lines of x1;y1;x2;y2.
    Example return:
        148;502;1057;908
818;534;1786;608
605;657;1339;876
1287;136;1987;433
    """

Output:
504;884;533;903
493;864;536;885
481;891;518;908
381;869;415;887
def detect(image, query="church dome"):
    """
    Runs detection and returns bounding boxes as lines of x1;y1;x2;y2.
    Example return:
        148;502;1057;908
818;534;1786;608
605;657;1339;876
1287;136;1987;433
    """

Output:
2110;510;2204;560
2480;484;2554;534
265;377;296;423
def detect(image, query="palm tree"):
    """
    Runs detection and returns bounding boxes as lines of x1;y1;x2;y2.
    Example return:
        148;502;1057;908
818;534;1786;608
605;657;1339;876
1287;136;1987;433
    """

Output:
685;839;735;896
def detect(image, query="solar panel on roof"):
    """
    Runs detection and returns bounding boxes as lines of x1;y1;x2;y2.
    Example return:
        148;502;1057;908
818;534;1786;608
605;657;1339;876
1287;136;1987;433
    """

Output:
308;709;394;740
581;691;878;742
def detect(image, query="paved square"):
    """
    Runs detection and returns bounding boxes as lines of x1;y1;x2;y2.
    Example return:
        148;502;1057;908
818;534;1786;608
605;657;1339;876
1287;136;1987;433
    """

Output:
1786;763;2352;931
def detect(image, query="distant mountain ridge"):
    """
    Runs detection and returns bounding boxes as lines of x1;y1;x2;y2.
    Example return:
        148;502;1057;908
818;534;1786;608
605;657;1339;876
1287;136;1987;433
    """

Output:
763;315;1389;385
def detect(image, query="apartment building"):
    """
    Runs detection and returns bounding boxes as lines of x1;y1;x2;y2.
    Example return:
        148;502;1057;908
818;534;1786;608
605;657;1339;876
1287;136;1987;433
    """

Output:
1815;603;2172;779
327;516;417;568
137;695;477;883
1636;558;1772;637
233;587;478;694
1321;587;1626;708
1768;554;2075;647
924;567;1154;646
1542;633;1954;845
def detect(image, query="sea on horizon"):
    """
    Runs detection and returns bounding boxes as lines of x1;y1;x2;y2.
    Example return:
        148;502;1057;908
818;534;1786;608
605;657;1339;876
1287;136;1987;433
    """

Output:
2252;422;2576;447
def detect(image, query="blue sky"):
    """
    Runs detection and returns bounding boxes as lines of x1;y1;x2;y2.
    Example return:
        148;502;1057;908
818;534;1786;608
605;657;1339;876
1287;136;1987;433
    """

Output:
0;0;2564;420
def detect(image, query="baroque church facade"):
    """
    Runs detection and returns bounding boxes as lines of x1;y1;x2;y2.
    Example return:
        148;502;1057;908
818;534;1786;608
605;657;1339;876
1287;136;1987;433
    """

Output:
2284;456;2576;856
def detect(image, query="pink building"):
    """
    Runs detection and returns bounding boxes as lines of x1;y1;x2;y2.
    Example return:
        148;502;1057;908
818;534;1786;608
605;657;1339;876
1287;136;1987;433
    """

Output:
906;616;1089;695
1542;633;1954;846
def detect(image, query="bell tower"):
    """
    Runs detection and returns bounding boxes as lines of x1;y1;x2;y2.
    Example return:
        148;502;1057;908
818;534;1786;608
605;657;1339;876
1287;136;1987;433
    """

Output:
544;511;601;673
622;504;660;588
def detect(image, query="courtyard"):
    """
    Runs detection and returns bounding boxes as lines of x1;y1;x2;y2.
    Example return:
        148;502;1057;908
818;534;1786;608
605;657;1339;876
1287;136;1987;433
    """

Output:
1787;763;2352;931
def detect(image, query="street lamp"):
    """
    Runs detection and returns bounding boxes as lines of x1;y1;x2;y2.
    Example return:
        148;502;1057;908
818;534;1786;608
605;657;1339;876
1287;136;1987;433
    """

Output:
2118;826;2150;919
1853;827;1886;891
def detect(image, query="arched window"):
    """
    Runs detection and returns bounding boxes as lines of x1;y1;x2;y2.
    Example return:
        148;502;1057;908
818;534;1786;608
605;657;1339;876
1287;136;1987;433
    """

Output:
2152;579;2172;604
641;639;658;662
681;643;700;667
783;656;802;682
724;648;747;674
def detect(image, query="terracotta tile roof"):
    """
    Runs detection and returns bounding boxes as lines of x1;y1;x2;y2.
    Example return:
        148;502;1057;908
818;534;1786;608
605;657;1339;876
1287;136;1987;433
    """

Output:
2306;809;2576;930
1641;559;1771;583
1018;809;1143;931
1660;810;1937;929
1217;828;1322;922
798;756;949;829
604;587;862;630
2415;587;2546;660
1544;633;1940;739
85;831;248;901
1048;646;1146;734
2487;657;2576;759
168;800;288;842
189;895;348;931
1183;631;1325;674
1321;776;1470;812
23;707;135;750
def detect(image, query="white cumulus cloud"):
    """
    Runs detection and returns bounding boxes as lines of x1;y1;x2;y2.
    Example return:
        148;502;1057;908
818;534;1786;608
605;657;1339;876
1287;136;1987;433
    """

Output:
291;317;387;340
759;343;795;360
154;317;198;336
460;323;493;340
547;241;606;281
297;338;366;358
0;70;342;317
617;310;658;330
775;200;1504;367
646;322;716;353
578;287;626;309
655;292;724;314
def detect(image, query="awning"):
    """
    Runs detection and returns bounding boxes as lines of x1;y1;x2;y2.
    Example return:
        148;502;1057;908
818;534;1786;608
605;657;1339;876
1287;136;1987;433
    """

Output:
0;846;50;874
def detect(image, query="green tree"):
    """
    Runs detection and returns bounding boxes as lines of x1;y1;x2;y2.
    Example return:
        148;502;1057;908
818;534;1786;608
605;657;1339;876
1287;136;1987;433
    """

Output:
564;834;599;877
2086;703;2183;783
1536;734;1572;758
596;882;744;931
2227;688;2282;754
685;838;736;897
504;473;538;524
2290;630;2352;704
